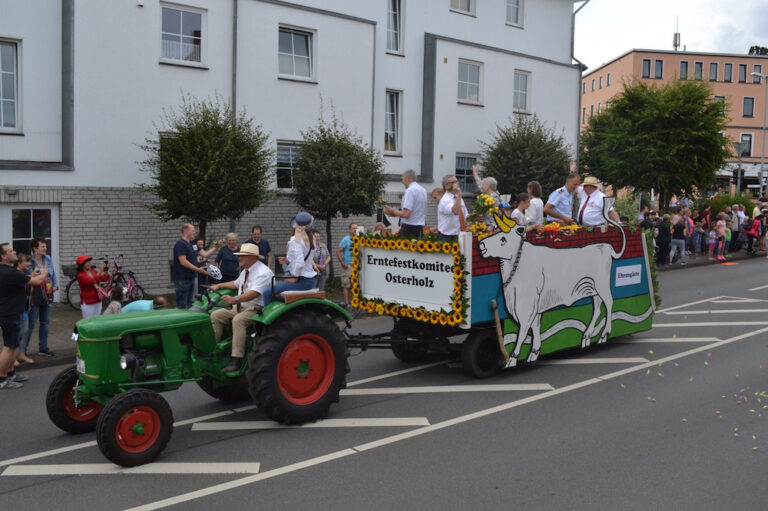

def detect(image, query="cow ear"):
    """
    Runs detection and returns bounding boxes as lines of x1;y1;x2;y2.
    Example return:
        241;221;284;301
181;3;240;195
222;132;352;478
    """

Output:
516;226;526;236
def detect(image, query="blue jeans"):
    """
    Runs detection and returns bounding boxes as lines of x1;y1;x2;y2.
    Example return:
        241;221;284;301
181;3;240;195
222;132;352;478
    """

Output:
1;314;22;349
315;271;327;291
263;276;315;305
27;302;51;351
174;279;196;309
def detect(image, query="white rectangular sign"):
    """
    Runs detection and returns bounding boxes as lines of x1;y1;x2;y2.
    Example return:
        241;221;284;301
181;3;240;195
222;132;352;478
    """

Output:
615;264;642;287
361;247;455;312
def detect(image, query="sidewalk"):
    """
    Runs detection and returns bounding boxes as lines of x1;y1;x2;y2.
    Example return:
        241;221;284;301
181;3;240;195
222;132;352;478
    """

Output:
656;249;764;272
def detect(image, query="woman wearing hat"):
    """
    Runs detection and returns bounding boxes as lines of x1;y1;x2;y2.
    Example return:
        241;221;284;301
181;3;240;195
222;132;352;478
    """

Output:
271;212;317;300
75;255;111;318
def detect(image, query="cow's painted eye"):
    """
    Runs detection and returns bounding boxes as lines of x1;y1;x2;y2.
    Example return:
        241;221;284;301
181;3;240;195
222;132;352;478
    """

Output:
500;236;507;245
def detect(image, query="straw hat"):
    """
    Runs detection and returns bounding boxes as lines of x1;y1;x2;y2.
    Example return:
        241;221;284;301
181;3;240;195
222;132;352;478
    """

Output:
582;176;601;187
232;243;263;258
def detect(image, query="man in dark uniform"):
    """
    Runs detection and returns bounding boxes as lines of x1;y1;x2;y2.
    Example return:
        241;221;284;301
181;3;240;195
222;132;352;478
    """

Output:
0;243;49;389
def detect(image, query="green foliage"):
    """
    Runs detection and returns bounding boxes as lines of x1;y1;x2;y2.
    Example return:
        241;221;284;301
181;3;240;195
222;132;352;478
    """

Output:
694;193;754;216
293;112;385;276
614;194;640;221
140;94;273;241
749;45;768;56
580;79;729;210
643;229;661;307
480;114;572;196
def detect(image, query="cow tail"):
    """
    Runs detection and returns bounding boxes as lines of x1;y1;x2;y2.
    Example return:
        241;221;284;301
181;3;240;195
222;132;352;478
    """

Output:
604;197;626;259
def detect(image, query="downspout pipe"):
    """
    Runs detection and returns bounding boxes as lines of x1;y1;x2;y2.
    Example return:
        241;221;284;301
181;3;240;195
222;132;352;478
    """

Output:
571;0;591;162
230;0;239;233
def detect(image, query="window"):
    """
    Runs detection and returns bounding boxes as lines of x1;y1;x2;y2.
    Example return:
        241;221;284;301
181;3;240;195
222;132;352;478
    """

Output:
276;142;301;189
455;154;478;193
755;65;763;83
11;209;52;256
605;99;610;109
161;5;203;64
607;73;611;86
591;79;595;91
384;90;401;153
0;41;18;129
679;61;688;79
694;62;703;80
513;70;530;112
740;134;752;157
582;82;586;94
739;64;747;83
724;63;733;82
386;0;402;53
506;0;522;26
597;102;602;114
714;95;725;115
450;0;473;14
654;59;663;79
582;107;586;124
709;62;718;81
279;28;312;78
744;97;755;117
457;60;481;103
599;76;603;89
642;59;651;78
589;104;593;119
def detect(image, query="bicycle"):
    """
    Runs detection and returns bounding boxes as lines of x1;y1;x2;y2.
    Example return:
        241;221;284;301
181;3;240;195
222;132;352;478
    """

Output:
65;254;145;310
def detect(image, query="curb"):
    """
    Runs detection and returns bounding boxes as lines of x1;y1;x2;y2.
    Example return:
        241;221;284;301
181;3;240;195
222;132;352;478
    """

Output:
656;250;764;272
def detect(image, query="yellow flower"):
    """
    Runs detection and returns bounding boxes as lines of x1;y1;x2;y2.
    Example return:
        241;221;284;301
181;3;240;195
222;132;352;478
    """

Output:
352;246;360;256
352;235;360;245
375;304;384;315
438;314;449;326
352;287;359;297
453;280;462;292
452;312;462;324
442;242;451;253
429;312;439;325
351;298;359;308
391;305;400;316
452;300;461;312
453;267;463;278
453;254;461;266
401;307;410;317
366;302;375;313
396;240;405;250
451;244;460;255
417;240;426;252
413;309;424;321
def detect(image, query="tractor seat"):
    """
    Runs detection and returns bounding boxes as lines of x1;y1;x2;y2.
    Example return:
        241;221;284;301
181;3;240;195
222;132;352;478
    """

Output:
273;289;326;304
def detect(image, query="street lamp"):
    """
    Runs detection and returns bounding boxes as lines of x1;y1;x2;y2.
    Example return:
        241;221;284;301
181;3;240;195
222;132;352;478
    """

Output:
732;141;747;193
751;71;768;194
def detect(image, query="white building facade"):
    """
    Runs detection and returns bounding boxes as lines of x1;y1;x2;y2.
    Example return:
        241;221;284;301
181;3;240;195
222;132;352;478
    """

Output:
0;0;583;293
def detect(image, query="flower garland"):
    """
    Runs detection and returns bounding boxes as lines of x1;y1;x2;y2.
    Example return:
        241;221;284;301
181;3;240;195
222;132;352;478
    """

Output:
350;234;469;327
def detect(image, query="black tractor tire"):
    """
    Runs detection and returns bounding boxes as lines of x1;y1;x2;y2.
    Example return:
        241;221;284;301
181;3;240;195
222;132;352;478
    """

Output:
197;376;251;403
461;329;502;379
66;279;81;310
96;389;173;467
46;366;103;434
391;342;430;362
247;311;348;425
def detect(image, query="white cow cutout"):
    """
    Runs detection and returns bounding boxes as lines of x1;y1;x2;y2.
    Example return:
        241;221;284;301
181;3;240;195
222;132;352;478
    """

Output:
478;199;625;367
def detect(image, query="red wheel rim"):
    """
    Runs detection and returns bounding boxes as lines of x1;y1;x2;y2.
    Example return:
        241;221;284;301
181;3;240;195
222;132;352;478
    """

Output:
63;387;102;422
277;334;335;406
114;406;161;453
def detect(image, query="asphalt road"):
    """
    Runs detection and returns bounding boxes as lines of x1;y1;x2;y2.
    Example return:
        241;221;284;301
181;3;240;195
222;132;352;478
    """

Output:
3;258;768;510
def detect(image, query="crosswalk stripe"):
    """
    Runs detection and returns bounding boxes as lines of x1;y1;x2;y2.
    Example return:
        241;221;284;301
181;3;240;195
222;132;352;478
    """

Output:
663;309;768;315
2;463;261;476
192;418;430;431
537;357;648;365
341;384;553;395
654;321;768;327
615;337;720;343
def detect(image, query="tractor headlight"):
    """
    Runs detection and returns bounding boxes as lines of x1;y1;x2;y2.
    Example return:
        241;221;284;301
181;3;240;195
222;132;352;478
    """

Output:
120;353;138;371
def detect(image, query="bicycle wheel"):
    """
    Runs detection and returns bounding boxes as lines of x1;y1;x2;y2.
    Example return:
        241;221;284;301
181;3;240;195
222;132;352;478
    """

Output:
66;279;81;311
128;284;145;302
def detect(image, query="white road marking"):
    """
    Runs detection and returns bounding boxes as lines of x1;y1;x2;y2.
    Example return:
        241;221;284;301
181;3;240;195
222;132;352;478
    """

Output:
192;418;430;431
232;405;258;413
0;441;97;469
173;410;234;427
615;337;720;343
662;309;768;315
341;384;553;395
347;361;447;387
654;321;768;327
748;284;768;291
655;295;720;313
124;324;768;511
711;299;768;303
536;357;649;365
2;463;261;476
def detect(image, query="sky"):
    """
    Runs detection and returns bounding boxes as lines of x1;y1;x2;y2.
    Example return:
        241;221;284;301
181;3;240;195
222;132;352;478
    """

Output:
574;0;768;72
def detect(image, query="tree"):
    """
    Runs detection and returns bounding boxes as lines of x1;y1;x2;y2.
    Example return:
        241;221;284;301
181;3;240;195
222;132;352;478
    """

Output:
293;113;385;278
140;94;273;241
749;45;768;55
580;79;729;210
479;114;572;197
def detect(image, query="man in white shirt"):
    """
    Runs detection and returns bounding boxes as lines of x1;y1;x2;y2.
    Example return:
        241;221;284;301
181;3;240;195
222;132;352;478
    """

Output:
384;169;427;238
575;176;620;226
210;243;273;374
437;174;468;239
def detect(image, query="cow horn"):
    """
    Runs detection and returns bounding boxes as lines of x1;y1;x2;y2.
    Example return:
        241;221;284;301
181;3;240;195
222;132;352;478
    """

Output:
493;213;517;233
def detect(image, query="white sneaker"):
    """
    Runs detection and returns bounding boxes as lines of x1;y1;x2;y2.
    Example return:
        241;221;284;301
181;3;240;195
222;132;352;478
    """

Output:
0;379;23;389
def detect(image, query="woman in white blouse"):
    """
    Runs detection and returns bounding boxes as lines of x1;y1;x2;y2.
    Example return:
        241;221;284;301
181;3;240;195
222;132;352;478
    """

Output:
272;212;318;297
525;180;545;225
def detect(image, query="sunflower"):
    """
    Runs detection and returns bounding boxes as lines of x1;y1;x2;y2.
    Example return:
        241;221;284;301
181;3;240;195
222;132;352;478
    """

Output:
391;305;400;316
375;304;385;315
453;254;461;266
352;246;360;257
401;307;410;317
452;311;462;324
351;298;359;308
438;314;449;326
352;235;360;245
352;257;359;268
350;276;358;287
366;302;375;313
451;243;460;255
452;300;462;312
453;267;464;278
453;282;462;295
416;240;426;252
352;287;359;297
413;309;424;321
429;312;439;325
442;242;451;254
425;241;435;252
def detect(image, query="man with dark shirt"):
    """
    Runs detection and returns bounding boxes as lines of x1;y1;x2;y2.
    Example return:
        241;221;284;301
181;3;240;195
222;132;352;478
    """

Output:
246;225;273;271
0;243;49;389
173;224;211;309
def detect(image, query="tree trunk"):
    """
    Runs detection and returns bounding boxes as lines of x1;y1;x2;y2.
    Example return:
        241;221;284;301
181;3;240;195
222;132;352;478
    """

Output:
326;216;334;280
198;220;207;245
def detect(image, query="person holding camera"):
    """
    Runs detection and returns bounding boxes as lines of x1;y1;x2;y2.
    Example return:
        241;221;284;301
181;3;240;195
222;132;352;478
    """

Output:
437;174;468;240
26;237;57;357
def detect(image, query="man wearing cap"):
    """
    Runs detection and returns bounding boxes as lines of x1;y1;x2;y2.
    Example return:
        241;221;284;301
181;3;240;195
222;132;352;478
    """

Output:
384;169;427;238
544;171;580;224
210;243;273;374
575;176;620;226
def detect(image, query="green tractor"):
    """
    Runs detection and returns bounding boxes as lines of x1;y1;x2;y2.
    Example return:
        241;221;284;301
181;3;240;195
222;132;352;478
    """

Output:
46;287;350;467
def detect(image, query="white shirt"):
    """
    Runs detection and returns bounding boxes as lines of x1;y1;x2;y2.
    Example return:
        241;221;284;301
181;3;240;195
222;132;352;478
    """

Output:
234;260;273;308
510;208;526;225
576;187;614;226
525;197;544;225
286;238;317;279
401;182;427;226
437;192;468;236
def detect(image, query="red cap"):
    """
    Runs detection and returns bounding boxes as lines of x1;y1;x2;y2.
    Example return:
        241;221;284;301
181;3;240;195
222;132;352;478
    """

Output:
76;255;92;267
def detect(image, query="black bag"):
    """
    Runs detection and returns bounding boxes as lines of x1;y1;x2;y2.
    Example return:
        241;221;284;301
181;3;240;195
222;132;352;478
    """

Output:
31;282;53;306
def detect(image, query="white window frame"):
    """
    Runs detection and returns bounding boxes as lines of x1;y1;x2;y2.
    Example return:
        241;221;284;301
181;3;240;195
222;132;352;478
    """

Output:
457;59;482;105
755;65;763;84
513;70;530;113
275;141;302;189
599;76;603;89
709;62;718;82
450;0;474;16
641;59;651;79
384;89;402;155
159;3;207;68
724;63;733;82
739;64;747;83
740;133;753;157
713;95;725;115
0;38;21;133
582;106;586;124
679;61;688;80
606;73;611;86
654;59;663;79
278;25;316;82
506;0;523;27
582;82;586;94
455;153;479;193
386;0;403;55
597;102;602;114
743;97;755;117
694;61;703;80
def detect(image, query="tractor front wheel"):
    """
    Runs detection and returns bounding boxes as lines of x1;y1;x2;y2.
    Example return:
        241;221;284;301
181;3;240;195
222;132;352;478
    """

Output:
46;366;103;434
247;312;347;424
96;389;173;467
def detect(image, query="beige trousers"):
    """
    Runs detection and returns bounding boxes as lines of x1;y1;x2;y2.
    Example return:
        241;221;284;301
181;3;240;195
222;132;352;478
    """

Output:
210;306;256;358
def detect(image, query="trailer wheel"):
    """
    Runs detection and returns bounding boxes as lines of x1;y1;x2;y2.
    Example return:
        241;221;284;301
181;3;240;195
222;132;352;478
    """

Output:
46;366;103;434
96;389;173;467
197;376;251;403
247;312;347;424
461;329;502;379
391;342;430;362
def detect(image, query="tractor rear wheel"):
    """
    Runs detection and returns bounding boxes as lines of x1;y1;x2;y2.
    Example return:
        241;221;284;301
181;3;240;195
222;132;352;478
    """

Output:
461;329;502;379
247;312;347;424
46;366;103;433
